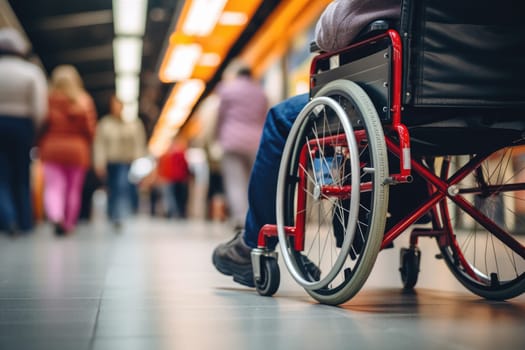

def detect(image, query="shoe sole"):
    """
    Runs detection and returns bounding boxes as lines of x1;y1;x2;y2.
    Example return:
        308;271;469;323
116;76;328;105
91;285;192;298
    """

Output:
212;254;255;288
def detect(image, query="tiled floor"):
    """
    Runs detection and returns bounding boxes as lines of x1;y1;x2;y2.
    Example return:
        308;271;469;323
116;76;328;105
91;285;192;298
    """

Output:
0;216;524;350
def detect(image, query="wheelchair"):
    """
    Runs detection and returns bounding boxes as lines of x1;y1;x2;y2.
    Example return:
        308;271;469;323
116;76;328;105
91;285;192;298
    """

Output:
250;0;525;305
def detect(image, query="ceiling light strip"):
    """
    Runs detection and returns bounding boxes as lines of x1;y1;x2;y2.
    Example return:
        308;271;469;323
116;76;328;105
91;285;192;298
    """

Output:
182;0;228;36
113;37;143;74
160;43;202;82
113;0;148;36
149;79;205;156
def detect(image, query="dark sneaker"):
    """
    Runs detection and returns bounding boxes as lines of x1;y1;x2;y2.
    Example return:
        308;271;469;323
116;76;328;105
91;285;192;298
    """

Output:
53;222;66;236
113;220;122;231
212;231;255;287
6;222;19;238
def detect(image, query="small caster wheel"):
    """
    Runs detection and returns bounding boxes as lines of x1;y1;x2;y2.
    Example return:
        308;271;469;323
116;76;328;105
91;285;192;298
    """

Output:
255;256;280;296
399;247;421;290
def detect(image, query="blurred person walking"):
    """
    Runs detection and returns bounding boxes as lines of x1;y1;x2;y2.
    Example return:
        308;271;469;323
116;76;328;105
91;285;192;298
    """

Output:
191;94;227;221
38;65;97;235
214;59;268;229
78;167;103;221
94;95;146;229
0;28;48;236
157;134;191;218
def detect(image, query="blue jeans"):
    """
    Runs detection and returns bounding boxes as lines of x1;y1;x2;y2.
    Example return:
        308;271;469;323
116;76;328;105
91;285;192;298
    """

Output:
106;163;136;222
243;94;309;248
0;116;34;232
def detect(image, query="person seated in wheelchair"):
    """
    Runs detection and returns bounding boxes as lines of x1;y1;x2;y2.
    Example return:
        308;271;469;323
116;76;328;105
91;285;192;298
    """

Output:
212;0;422;288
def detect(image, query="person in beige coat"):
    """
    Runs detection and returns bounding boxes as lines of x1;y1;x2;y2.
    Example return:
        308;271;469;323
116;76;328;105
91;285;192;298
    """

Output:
93;95;146;228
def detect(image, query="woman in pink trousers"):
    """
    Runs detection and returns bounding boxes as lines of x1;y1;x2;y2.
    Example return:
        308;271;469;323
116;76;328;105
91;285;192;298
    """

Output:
38;65;97;235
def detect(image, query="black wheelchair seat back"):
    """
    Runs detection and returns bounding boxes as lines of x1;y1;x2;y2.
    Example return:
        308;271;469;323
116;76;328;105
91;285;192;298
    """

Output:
400;0;525;154
402;0;525;109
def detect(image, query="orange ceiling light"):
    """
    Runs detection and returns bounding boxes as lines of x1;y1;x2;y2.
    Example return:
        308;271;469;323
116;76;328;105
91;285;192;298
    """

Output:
158;0;262;83
149;79;205;156
191;0;261;82
182;0;228;36
160;41;202;82
240;0;331;78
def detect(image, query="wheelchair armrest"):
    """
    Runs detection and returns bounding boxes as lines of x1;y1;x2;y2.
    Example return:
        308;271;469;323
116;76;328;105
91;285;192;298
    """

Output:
310;41;323;53
355;20;396;41
310;20;397;54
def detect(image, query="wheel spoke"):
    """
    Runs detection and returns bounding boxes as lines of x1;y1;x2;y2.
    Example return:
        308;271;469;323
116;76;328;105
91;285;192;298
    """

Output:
276;80;388;305
439;147;525;300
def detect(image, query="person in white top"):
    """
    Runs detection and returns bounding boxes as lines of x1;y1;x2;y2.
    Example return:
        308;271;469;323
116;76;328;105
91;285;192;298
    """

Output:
0;27;48;236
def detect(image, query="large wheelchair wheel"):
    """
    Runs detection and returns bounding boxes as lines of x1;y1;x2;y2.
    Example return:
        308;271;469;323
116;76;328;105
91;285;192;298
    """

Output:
276;80;389;305
437;147;525;300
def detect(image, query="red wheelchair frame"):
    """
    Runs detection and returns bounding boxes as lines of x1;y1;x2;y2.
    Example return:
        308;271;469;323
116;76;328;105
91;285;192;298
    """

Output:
251;26;525;305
